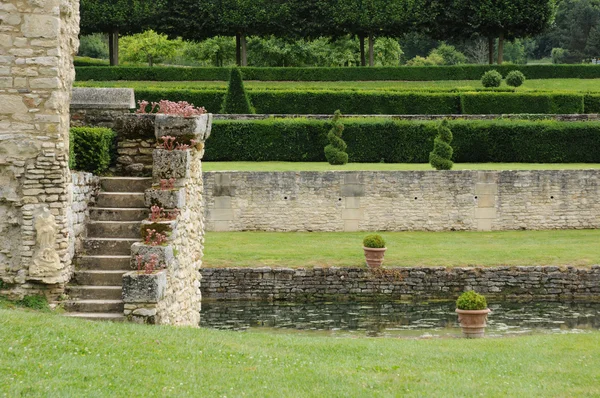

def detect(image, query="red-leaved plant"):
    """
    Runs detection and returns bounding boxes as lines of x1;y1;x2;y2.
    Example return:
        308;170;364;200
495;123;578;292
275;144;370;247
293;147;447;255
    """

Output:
159;178;175;190
136;100;206;117
144;229;168;246
135;253;161;274
148;206;179;222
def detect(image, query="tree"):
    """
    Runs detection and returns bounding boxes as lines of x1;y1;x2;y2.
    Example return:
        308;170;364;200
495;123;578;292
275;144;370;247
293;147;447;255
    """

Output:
551;0;600;61
220;68;255;114
332;0;415;66
324;111;348;165
429;120;454;171
120;30;181;66
80;0;157;66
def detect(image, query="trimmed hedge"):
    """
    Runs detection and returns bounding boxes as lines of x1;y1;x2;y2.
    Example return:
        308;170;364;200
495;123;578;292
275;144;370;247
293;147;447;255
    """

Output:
76;65;600;82
70;127;116;174
461;93;584;114
134;88;587;115
204;119;600;163
74;57;109;67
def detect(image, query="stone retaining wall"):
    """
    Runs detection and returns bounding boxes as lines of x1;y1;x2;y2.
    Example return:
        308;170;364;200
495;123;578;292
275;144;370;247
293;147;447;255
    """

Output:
204;170;600;232
67;171;99;259
201;266;600;302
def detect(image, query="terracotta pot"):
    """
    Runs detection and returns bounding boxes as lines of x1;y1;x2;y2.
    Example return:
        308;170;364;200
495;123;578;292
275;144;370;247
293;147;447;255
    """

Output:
455;308;491;338
363;247;387;268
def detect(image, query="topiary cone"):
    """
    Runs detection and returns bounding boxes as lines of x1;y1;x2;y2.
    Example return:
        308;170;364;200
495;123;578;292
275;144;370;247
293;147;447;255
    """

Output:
324;110;348;165
220;68;255;114
429;119;454;170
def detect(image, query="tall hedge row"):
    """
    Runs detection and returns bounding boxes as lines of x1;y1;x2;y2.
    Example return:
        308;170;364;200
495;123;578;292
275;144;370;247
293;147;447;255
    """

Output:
134;89;587;115
204;119;600;163
76;65;600;81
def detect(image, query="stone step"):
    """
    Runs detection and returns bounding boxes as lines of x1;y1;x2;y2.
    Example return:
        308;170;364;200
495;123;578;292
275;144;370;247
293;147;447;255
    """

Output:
87;221;141;239
83;238;137;256
101;177;153;193
67;286;122;300
64;299;124;313
76;255;131;271
63;312;125;322
74;270;127;286
96;192;145;208
90;207;149;222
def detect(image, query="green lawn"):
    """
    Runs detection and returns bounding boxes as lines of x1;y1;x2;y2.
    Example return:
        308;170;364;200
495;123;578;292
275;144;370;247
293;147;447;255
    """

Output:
75;78;600;92
202;162;600;172
1;309;599;397
203;230;600;268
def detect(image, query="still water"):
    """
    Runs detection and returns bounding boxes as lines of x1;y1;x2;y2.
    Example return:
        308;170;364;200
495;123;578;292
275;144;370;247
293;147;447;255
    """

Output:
200;300;600;338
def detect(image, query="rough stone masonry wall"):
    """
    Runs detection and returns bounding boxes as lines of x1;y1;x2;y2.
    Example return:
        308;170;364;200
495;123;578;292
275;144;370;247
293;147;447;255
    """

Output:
204;170;600;232
201;266;600;302
0;0;79;297
67;171;98;259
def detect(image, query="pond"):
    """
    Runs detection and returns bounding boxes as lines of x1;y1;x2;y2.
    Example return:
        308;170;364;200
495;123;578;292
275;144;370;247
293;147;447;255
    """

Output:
200;300;600;338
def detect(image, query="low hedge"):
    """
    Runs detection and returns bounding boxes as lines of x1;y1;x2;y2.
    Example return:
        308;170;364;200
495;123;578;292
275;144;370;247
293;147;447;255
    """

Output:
74;57;109;67
133;88;587;115
70;127;116;174
461;93;584;114
205;119;600;163
76;64;600;82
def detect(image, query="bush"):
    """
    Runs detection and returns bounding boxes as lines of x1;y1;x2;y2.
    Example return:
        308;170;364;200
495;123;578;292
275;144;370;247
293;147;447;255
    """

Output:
324;110;348;165
363;234;385;248
205;118;600;163
429;120;454;170
460;92;584;114
481;70;502;88
552;48;567;64
70;127;116;174
75;65;600;82
74;56;109;67
506;70;526;87
456;291;487;310
221;68;255;114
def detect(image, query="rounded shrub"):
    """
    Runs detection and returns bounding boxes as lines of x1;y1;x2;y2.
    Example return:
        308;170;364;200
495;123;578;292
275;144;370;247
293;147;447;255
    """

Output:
506;70;526;87
456;291;487;310
324;110;348;165
429;119;454;170
363;234;385;248
481;70;502;88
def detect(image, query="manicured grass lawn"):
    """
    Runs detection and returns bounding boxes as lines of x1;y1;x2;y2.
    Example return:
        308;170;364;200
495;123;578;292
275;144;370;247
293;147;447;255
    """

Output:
203;230;600;268
202;162;600;172
1;309;599;397
75;78;600;92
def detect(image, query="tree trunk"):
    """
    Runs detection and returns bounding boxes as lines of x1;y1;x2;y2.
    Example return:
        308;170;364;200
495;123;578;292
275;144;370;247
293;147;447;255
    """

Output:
359;35;366;67
235;33;241;66
497;33;504;65
241;34;247;66
368;34;374;67
109;30;119;66
488;37;494;65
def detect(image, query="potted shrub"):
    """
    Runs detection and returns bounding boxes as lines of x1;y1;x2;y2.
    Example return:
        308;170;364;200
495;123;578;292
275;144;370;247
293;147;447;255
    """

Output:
455;291;491;338
363;234;386;269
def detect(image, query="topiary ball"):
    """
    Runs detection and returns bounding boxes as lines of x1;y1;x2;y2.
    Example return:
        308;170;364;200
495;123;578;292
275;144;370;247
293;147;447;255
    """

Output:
363;234;386;248
506;70;526;88
481;70;502;88
456;291;488;310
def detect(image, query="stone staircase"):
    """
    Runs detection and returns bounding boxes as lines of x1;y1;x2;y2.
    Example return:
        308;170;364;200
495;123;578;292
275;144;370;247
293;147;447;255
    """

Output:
64;177;152;321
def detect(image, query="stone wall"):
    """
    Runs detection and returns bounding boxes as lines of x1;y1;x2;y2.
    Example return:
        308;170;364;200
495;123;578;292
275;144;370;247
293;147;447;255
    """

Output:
0;0;79;298
67;171;99;259
122;114;212;326
201;266;600;302
203;170;600;232
70;87;134;129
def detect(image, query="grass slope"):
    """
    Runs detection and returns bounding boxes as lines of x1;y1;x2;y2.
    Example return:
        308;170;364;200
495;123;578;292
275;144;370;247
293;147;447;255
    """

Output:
202;162;600;172
1;309;599;397
75;79;600;92
203;230;600;268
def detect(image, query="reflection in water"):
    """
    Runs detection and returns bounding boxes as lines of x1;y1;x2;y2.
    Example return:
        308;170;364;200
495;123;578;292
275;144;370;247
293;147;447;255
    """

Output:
200;301;600;338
